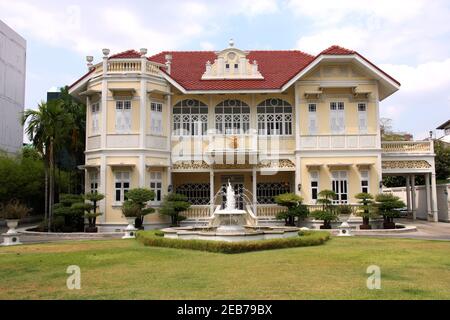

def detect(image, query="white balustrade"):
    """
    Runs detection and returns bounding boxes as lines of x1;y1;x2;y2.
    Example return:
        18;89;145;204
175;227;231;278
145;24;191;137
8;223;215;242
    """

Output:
381;141;432;154
299;134;377;150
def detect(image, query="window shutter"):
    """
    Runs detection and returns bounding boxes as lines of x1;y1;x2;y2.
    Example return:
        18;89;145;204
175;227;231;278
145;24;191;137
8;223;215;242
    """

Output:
359;110;367;134
337;110;345;133
124;107;131;132
309;113;317;135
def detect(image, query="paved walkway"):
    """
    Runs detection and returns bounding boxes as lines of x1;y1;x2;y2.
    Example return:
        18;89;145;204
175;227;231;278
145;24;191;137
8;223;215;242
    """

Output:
1;219;449;245
360;218;450;241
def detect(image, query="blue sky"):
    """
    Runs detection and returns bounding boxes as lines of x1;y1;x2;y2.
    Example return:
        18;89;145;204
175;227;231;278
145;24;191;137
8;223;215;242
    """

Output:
1;0;449;140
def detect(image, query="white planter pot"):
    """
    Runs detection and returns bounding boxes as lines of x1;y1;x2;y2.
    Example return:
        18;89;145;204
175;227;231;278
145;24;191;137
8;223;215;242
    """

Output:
123;217;137;239
2;219;21;246
6;219;19;234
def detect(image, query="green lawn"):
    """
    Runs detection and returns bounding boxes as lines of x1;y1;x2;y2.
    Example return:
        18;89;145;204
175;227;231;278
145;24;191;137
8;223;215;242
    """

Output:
1;237;449;299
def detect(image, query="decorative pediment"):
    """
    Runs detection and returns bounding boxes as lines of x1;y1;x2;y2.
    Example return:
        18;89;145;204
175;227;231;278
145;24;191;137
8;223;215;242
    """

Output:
202;39;264;80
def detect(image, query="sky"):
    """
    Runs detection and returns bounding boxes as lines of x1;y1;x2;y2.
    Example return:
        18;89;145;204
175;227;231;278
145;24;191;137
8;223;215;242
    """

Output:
1;0;449;140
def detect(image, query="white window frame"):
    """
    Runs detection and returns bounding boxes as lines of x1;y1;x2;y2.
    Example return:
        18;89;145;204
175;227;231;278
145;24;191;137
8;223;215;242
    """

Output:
114;171;130;203
215;100;250;135
89;171;99;194
257;99;293;136
331;171;348;204
150;101;163;135
360;170;370;194
308;103;317;135
330;102;345;134
91;102;100;135
173;100;208;136
358;102;368;134
150;171;163;205
310;171;319;203
115;100;132;133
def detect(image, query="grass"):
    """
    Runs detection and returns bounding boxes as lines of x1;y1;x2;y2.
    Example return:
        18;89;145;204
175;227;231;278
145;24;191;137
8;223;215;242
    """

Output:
0;236;450;299
137;230;330;253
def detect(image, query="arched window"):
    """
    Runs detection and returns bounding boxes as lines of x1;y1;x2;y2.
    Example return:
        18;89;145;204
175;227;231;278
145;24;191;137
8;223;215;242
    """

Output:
215;99;250;135
173;99;208;136
257;98;292;136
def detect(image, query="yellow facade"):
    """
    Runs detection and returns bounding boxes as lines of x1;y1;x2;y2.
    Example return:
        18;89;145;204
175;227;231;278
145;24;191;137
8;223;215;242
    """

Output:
70;46;414;230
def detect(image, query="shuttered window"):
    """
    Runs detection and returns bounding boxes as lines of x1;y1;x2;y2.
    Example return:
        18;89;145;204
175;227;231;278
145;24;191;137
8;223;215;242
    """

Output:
116;100;132;133
330;102;345;134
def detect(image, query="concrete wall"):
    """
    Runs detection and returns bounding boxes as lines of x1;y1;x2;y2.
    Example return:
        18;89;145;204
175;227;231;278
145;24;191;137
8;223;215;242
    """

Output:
0;20;26;154
383;184;450;222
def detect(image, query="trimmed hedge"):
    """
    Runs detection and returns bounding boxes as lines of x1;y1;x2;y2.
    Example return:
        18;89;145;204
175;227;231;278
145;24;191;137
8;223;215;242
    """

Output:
136;230;330;254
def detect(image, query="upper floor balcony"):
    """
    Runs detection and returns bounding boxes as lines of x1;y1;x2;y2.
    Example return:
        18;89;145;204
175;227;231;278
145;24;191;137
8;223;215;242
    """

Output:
381;141;433;154
90;58;166;79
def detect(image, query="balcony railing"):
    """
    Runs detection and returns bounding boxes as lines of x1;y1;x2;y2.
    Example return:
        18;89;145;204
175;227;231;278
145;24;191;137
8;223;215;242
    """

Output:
299;134;378;150
101;59;164;77
180;205;211;219
381;141;433;154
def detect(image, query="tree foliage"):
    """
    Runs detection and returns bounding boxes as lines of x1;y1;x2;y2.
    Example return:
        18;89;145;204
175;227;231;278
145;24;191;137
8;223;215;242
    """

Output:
374;193;405;225
121;188;155;228
275;193;308;226
0;148;45;213
159;193;191;226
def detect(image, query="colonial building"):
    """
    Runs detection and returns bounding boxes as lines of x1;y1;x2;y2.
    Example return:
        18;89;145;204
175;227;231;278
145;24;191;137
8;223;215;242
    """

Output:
69;42;440;230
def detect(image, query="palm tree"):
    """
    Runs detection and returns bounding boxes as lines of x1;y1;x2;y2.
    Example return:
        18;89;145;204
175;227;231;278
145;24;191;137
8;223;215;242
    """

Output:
22;100;73;230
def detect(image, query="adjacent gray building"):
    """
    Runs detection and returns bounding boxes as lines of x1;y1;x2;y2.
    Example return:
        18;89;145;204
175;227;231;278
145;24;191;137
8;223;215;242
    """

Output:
0;20;26;154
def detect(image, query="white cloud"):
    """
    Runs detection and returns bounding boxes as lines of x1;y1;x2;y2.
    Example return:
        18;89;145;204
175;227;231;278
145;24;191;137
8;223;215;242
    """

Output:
380;59;450;94
237;0;279;16
200;41;215;50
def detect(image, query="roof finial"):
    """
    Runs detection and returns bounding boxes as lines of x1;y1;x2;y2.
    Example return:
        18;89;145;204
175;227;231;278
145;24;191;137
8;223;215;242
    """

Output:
229;38;234;48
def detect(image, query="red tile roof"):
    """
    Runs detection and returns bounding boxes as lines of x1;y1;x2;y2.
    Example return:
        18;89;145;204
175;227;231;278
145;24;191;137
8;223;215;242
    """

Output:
109;49;142;59
148;50;315;91
319;45;356;55
69;45;400;91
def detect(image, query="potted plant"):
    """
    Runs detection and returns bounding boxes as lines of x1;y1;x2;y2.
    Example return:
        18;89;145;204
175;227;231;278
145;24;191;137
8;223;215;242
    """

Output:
374;193;405;229
355;193;377;229
121;201;141;239
0;199;31;233
84;192;105;233
275;193;309;226
160;193;191;227
312;190;339;229
311;210;339;229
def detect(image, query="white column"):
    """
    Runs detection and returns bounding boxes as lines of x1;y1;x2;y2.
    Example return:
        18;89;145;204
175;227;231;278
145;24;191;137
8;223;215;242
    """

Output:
139;155;145;187
411;175;416;220
99;155;107;224
431;172;438;222
252;167;257;215
295;154;301;197
210;170;215;215
139;79;146;149
425;173;432;220
406;175;411;212
101;55;108;149
294;83;301;150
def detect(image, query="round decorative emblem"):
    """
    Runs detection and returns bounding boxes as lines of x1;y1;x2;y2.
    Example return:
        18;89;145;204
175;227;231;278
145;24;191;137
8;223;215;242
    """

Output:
270;98;279;107
12;237;17;243
227;52;236;60
342;230;347;234
186;99;195;107
229;99;236;107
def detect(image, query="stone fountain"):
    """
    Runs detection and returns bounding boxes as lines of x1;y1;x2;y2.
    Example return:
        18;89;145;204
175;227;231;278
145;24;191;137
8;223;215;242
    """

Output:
161;181;300;242
213;182;247;232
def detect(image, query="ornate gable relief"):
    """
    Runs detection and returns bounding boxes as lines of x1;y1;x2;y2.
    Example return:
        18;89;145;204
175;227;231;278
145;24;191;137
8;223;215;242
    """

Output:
202;40;264;80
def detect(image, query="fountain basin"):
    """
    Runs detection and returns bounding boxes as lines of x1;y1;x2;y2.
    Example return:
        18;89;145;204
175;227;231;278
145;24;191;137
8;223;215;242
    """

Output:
161;226;300;242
